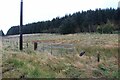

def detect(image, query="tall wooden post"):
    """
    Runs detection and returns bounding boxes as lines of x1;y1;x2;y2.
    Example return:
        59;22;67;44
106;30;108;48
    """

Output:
34;42;37;50
19;0;23;50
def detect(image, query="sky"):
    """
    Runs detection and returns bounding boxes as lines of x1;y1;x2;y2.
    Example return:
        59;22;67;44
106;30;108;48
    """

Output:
0;0;119;34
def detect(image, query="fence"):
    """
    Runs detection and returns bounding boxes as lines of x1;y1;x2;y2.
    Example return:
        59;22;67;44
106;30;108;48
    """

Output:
32;40;76;56
2;37;102;62
2;38;76;56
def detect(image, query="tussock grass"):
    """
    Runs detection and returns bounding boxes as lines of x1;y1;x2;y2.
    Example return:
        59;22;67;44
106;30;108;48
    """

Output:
2;33;118;78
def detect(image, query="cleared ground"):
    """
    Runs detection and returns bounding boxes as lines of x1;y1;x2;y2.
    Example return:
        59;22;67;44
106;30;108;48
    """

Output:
2;33;119;78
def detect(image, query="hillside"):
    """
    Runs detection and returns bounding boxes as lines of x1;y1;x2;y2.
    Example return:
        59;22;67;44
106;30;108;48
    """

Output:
2;33;119;78
6;8;120;35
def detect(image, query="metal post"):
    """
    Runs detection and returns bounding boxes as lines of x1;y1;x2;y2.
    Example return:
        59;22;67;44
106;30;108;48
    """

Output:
19;0;23;50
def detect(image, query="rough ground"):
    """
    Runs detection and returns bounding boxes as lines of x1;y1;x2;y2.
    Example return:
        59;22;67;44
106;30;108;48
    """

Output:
1;33;119;78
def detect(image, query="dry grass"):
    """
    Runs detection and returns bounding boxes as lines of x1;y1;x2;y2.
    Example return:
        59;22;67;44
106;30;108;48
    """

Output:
2;33;119;78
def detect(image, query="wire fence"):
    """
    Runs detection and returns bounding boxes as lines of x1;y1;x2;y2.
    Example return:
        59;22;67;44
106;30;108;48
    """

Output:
36;42;76;55
2;37;76;56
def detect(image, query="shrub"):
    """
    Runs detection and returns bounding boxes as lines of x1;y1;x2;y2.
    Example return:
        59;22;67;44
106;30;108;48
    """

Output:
97;20;115;34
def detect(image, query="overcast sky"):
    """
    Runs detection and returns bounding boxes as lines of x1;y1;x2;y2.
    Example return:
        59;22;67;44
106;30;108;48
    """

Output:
0;0;119;34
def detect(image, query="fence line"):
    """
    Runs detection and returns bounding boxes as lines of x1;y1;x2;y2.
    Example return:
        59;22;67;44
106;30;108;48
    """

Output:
32;42;75;55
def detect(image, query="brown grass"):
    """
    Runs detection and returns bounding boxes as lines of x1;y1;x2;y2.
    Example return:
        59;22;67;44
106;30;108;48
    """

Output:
2;33;118;78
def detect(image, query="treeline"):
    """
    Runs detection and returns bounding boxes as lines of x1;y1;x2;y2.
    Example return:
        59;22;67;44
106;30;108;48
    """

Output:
0;30;5;36
7;8;120;35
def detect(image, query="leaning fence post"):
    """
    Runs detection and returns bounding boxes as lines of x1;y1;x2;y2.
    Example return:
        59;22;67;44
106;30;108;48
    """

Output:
34;42;37;50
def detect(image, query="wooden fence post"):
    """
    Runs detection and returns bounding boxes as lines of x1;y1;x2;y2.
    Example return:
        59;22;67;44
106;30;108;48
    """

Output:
26;43;28;48
51;44;52;55
34;42;37;50
43;44;44;52
97;53;100;62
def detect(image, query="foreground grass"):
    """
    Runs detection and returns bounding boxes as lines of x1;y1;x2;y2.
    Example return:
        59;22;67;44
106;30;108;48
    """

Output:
2;50;118;78
2;33;119;78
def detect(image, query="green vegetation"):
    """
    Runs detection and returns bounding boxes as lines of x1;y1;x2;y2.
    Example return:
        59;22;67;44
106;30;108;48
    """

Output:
97;20;115;34
0;30;4;36
6;8;120;35
8;58;25;68
2;33;118;78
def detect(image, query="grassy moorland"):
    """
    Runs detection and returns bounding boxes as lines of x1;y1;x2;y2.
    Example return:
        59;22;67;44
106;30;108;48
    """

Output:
2;33;119;78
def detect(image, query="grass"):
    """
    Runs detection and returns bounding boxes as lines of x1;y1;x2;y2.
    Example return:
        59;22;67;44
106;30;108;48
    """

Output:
97;63;119;78
2;33;119;78
8;58;25;68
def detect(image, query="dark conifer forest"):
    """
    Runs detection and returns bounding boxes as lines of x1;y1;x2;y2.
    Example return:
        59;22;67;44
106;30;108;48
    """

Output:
0;30;5;36
6;8;120;35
